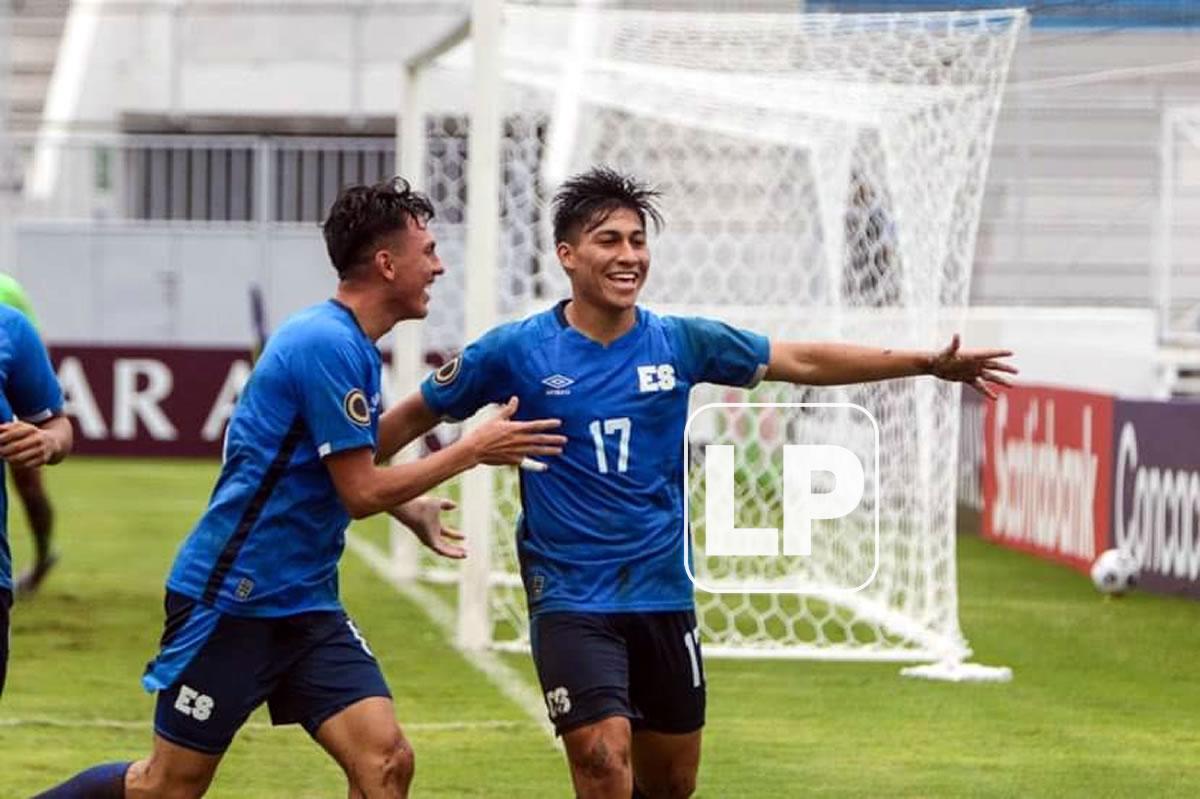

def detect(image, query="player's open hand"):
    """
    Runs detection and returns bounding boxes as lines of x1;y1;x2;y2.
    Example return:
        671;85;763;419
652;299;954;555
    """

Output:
468;397;566;469
928;334;1017;400
0;420;57;469
391;495;466;560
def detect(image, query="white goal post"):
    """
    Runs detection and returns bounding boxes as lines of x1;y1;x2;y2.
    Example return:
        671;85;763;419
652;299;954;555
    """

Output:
1157;105;1200;344
391;3;1025;678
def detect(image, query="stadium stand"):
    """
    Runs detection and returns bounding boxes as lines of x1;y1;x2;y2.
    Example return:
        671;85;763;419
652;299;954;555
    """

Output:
1;0;70;135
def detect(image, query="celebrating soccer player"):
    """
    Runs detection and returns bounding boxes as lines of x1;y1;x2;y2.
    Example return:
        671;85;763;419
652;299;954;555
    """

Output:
38;178;565;799
408;167;1016;799
0;301;73;699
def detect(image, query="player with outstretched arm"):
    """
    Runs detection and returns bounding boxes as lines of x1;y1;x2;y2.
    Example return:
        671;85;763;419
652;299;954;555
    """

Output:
393;167;1015;799
36;178;565;799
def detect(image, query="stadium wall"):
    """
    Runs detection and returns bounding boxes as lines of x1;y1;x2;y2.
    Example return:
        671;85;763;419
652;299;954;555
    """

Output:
15;225;334;347
962;383;1200;601
37;1;469;129
17;22;1200;317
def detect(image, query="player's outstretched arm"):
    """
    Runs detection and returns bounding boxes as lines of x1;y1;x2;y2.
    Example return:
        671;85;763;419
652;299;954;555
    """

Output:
324;397;564;519
764;334;1016;399
374;391;441;464
0;415;73;469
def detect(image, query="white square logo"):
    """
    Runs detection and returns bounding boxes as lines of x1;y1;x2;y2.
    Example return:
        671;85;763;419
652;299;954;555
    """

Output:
683;402;880;595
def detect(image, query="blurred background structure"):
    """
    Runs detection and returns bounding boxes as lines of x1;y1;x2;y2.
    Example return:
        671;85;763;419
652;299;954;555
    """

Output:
0;2;1196;366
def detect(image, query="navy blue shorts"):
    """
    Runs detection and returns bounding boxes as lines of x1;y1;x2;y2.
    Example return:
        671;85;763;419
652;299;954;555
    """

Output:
530;610;706;737
0;587;11;698
149;591;390;755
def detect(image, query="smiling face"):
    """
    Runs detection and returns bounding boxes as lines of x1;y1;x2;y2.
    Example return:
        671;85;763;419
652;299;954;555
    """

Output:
556;206;649;316
376;218;443;319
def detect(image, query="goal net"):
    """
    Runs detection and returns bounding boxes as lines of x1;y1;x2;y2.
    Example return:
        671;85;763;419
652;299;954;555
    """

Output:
398;4;1025;668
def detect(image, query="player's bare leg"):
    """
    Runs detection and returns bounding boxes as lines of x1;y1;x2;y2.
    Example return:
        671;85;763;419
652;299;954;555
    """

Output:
631;729;701;799
562;715;633;799
12;465;57;595
124;735;222;798
316;696;414;798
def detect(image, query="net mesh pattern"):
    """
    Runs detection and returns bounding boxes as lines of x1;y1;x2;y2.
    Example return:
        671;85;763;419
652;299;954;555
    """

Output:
408;6;1023;660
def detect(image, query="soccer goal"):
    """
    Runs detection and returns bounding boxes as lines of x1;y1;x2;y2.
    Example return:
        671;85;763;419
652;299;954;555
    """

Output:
390;2;1025;678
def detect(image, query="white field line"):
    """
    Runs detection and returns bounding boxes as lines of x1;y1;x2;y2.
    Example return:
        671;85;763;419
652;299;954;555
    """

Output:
0;717;525;733
344;531;558;745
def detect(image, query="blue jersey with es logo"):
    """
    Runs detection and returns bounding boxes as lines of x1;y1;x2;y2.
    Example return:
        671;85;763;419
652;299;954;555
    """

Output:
421;302;769;615
165;300;381;617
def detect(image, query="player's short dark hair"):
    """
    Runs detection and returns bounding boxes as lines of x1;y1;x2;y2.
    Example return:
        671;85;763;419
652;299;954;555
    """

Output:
322;177;435;277
552;166;663;244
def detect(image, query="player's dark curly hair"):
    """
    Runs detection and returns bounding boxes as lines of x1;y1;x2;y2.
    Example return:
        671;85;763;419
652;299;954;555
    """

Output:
322;177;435;277
552;166;663;244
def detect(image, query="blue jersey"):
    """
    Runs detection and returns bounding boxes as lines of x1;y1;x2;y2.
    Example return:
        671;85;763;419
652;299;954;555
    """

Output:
421;302;769;615
165;300;381;617
0;307;63;590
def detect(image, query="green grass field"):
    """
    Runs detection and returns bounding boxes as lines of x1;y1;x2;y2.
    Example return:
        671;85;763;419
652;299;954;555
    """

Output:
3;457;1199;797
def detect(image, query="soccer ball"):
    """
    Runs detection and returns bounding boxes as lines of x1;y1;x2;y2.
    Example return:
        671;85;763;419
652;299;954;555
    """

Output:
1090;549;1138;596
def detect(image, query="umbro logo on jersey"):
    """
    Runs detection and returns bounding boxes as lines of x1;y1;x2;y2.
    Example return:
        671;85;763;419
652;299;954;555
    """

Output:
542;374;575;396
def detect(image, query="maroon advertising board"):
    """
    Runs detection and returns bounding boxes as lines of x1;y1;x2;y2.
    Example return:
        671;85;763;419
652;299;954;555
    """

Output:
47;345;251;458
44;345;444;458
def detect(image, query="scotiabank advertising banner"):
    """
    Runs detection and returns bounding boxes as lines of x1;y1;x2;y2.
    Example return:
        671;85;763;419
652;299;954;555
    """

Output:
47;345;252;457
1111;400;1200;599
982;385;1114;573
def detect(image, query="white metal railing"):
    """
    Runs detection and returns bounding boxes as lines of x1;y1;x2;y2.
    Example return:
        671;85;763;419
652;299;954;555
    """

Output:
8;132;399;224
0;130;430;347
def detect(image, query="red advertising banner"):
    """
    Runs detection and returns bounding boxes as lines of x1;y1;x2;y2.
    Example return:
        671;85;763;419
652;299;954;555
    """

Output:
48;345;252;458
982;385;1114;573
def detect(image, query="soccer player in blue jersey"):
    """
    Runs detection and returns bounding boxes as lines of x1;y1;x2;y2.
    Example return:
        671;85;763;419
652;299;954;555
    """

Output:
0;304;72;699
38;178;565;799
0;273;64;595
412;167;1015;798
